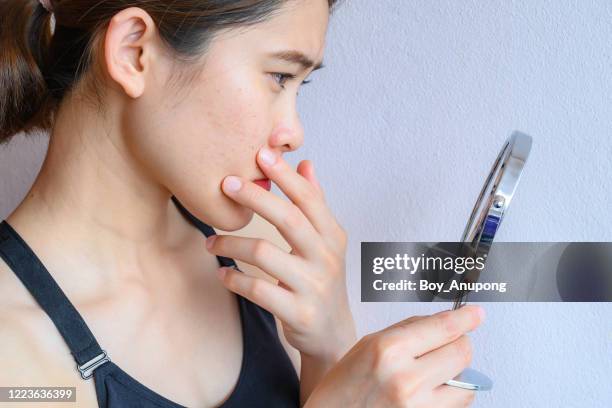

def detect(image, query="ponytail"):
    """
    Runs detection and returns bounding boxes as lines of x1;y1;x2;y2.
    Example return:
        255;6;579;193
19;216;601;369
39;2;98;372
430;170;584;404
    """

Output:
0;0;55;145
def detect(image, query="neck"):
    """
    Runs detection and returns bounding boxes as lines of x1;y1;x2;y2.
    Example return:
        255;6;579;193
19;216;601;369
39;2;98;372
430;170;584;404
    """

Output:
7;92;202;288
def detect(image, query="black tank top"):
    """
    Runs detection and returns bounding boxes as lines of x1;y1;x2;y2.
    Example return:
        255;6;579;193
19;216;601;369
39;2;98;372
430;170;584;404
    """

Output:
0;196;300;407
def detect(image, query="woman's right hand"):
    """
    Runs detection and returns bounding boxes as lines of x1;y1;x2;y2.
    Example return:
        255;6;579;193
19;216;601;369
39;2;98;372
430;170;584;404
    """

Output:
303;305;485;408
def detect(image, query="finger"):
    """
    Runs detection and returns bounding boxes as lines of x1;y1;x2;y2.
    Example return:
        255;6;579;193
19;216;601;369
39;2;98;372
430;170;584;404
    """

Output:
217;266;297;324
206;234;306;291
257;148;342;239
431;384;476;407
297;160;325;200
221;175;323;260
391;305;484;357
415;335;472;389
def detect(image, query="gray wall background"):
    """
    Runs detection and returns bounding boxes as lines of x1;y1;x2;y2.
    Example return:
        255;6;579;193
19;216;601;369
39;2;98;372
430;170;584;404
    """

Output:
1;1;610;406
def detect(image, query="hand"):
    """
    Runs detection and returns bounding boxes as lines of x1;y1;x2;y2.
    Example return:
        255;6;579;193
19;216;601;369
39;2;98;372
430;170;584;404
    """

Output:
304;305;485;408
206;146;357;362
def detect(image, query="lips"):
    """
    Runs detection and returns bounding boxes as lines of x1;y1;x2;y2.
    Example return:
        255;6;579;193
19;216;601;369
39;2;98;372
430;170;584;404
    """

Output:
253;178;271;191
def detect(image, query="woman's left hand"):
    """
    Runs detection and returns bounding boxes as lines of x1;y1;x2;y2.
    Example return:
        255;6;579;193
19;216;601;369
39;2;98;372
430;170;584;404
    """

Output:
205;146;357;363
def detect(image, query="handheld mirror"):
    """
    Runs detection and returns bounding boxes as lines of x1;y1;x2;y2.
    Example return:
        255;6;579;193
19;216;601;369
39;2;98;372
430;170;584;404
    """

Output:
444;130;533;391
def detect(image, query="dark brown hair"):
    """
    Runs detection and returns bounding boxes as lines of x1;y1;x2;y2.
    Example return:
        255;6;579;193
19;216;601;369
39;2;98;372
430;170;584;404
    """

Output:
0;0;339;145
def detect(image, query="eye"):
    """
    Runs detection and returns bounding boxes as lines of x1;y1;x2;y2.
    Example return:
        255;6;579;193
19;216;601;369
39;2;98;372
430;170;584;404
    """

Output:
271;73;313;90
271;73;294;88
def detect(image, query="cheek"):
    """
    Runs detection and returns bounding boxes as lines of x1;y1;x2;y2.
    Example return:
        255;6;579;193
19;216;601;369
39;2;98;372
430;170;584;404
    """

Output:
197;82;270;175
122;74;270;220
166;89;265;229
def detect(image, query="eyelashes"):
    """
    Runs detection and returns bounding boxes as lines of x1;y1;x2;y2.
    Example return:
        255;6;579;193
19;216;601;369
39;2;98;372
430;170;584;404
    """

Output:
271;73;312;90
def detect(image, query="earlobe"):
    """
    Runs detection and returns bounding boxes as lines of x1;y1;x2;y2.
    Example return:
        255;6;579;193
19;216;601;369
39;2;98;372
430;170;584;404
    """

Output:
103;7;156;99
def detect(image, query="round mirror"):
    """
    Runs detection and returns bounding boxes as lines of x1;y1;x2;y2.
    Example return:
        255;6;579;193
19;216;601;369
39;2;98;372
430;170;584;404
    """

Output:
453;131;533;308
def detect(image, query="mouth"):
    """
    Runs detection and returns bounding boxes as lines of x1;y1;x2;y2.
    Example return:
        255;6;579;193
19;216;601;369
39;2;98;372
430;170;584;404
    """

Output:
253;178;271;191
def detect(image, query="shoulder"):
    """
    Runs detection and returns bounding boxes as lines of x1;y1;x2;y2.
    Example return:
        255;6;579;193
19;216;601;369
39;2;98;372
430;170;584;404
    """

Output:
0;308;56;385
0;260;97;405
222;214;301;377
0;259;59;379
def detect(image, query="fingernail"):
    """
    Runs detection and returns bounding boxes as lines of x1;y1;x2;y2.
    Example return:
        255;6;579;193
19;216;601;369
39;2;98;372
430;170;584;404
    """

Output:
259;147;277;166
216;267;227;279
223;176;242;192
206;235;217;249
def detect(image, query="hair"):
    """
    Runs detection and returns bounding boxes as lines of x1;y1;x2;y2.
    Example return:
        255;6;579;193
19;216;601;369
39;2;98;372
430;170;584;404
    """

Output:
0;0;340;145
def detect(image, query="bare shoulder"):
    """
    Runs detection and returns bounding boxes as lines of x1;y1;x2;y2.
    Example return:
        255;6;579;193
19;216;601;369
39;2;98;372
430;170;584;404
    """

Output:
217;214;302;377
0;259;99;406
0;259;63;380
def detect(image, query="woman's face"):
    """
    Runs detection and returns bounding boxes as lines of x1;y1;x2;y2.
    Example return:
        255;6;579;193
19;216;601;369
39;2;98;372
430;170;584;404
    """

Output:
120;0;330;232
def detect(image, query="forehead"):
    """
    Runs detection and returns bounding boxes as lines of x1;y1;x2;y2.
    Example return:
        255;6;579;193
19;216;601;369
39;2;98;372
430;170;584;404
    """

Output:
209;0;330;63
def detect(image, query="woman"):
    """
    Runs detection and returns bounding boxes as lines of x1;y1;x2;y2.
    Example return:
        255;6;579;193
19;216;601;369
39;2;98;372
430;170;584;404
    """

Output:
0;1;483;407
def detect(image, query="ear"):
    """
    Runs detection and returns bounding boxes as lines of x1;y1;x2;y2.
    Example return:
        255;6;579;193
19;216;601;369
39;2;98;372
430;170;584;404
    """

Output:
104;7;157;98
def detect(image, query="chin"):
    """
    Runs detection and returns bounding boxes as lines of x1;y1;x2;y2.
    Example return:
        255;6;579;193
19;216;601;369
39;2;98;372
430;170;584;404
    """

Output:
212;205;255;232
171;190;254;232
191;196;255;232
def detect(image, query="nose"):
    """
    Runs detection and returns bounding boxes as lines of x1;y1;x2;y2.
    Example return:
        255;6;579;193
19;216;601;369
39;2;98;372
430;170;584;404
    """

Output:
271;114;305;153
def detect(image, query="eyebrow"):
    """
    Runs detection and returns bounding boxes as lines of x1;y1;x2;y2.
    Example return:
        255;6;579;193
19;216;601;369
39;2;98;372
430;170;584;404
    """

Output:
269;50;325;72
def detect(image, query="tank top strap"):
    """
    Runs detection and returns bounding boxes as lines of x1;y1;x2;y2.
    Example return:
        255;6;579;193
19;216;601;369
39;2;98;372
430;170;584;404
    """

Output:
170;195;239;269
0;220;110;379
